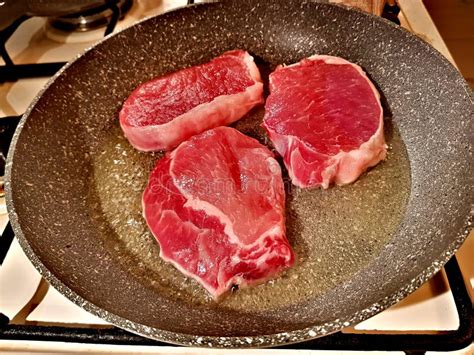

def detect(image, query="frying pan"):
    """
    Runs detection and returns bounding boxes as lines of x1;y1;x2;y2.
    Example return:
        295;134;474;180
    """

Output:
5;0;473;348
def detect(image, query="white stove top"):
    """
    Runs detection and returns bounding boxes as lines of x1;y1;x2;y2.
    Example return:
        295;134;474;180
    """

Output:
0;0;472;353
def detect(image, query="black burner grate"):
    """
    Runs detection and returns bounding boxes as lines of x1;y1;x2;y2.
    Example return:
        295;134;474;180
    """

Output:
0;1;472;353
0;0;127;83
0;0;135;175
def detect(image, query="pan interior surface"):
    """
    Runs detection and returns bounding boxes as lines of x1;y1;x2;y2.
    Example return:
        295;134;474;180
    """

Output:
90;108;410;312
6;0;472;344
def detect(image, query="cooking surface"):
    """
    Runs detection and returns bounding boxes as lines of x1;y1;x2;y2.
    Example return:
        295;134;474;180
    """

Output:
0;0;472;352
91;101;410;309
5;0;472;343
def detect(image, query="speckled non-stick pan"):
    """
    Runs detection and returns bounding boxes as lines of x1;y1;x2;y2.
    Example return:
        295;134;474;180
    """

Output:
5;0;473;348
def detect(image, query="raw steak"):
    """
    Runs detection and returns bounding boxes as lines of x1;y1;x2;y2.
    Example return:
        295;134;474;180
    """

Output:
263;55;387;188
142;127;294;299
120;50;263;152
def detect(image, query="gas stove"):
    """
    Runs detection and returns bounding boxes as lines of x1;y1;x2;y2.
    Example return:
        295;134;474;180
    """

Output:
0;1;472;353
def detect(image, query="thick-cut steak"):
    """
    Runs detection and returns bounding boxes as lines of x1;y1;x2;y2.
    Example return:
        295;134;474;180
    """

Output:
120;50;263;152
263;55;387;188
142;127;294;299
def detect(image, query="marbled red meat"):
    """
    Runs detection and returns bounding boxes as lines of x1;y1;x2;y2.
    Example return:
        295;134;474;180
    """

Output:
142;127;294;299
263;55;387;188
120;50;263;151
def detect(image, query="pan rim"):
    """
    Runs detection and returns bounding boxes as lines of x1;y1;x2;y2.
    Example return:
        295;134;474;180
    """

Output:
5;0;473;348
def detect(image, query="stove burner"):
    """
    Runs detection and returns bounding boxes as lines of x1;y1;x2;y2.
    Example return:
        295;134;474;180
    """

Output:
48;0;133;32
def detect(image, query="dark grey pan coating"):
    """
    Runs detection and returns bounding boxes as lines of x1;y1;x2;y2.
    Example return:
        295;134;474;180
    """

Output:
5;0;473;348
